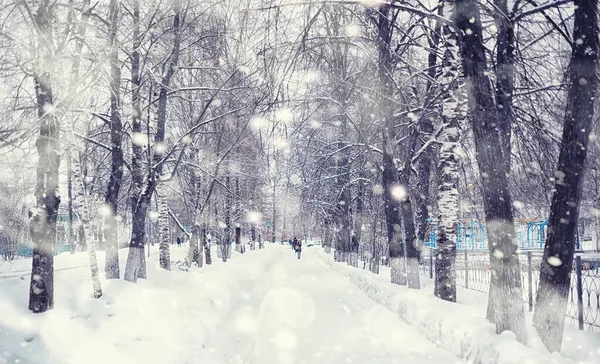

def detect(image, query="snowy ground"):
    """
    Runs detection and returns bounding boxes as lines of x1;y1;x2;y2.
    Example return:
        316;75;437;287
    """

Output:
0;245;464;364
320;250;600;364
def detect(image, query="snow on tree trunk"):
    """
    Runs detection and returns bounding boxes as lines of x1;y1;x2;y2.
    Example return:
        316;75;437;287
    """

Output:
126;0;145;283
383;152;406;285
185;223;200;268
71;154;102;298
203;225;211;264
29;2;60;313
377;6;406;286
29;109;60;313
323;217;332;254
486;0;517;324
399;171;420;289
235;227;242;254
222;174;232;262
157;181;171;270
416;9;443;262
433;23;465;302
104;0;124;280
124;0;180;281
453;0;526;344
533;0;599;352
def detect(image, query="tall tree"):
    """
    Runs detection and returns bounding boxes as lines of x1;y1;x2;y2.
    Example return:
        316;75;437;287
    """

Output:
377;5;405;285
434;20;466;302
104;0;124;279
124;0;182;282
453;0;526;343
533;0;599;352
28;0;61;314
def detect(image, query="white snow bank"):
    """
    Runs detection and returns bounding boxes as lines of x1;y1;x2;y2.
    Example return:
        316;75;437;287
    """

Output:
316;249;570;364
0;244;269;364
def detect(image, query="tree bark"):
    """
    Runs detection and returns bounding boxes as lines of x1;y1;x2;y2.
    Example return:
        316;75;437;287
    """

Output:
68;153;74;254
29;1;60;314
335;155;351;263
72;154;103;298
533;0;599;352
399;175;420;289
203;225;212;264
434;22;465;301
66;0;92;256
223;174;232;262
124;0;181;281
104;0;124;280
399;129;421;289
416;2;444;262
377;5;406;285
127;0;145;280
454;0;526;343
486;0;516;324
157;182;171;270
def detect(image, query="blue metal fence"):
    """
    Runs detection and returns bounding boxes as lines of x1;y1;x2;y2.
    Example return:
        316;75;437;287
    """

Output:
424;219;551;250
419;249;600;331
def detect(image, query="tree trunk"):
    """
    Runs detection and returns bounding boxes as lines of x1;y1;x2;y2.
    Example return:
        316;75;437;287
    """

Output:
68;153;75;254
486;0;517;324
65;0;92;256
383;153;406;285
223;175;232;262
533;0;599;352
72;155;102;298
323;217;332;254
235;176;242;253
104;0;124;279
378;5;406;285
124;0;181;281
203;225;212;264
416;4;444;262
124;184;152;282
352;176;365;268
157;182;171;270
371;205;380;274
29;2;60;314
399;177;420;289
235;226;242;253
454;0;526;344
434;22;465;301
335;163;351;263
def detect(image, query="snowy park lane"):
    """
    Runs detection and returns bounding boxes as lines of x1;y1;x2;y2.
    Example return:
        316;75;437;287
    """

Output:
0;245;464;364
200;245;464;364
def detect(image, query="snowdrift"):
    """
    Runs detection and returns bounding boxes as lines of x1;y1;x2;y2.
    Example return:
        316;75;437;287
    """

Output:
317;250;565;364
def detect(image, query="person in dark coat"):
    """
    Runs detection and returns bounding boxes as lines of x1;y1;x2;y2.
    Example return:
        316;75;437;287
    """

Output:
292;236;298;252
295;240;302;259
176;236;182;247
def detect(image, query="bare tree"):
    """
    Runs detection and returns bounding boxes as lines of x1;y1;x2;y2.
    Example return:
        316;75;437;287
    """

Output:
28;0;61;313
533;0;599;352
453;0;526;343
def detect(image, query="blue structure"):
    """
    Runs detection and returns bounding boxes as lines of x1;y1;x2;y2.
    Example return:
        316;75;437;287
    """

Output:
424;218;549;250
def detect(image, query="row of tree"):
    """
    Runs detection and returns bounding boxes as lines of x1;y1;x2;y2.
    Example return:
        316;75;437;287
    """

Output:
289;0;598;353
0;0;597;354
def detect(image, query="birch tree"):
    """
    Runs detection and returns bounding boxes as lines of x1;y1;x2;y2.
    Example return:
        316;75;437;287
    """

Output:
434;21;466;302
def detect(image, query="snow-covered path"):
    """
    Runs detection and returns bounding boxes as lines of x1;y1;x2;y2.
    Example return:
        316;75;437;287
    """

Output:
0;245;464;364
201;245;463;364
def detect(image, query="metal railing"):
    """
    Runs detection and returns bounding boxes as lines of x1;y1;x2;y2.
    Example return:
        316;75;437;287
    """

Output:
419;248;600;331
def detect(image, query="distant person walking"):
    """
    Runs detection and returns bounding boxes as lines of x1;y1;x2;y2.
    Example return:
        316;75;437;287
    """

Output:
177;236;182;247
295;240;302;259
292;236;298;252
